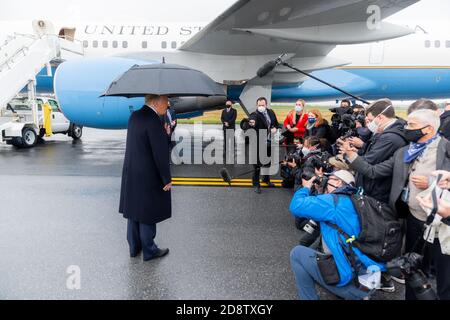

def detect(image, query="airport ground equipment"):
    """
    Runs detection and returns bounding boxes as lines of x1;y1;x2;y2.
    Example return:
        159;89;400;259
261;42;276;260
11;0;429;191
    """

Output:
0;20;84;148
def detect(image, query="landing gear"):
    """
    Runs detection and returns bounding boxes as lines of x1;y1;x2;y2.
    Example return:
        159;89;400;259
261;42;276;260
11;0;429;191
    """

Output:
69;123;83;140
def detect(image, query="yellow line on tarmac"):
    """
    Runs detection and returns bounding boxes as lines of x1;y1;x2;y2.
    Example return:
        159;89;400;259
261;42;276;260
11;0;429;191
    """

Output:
172;177;283;183
172;181;282;187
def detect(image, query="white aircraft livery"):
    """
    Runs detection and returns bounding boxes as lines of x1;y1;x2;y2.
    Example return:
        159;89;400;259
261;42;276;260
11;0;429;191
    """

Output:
1;0;449;129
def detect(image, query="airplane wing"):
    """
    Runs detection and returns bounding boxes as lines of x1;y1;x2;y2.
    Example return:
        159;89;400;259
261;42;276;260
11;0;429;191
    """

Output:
180;0;419;55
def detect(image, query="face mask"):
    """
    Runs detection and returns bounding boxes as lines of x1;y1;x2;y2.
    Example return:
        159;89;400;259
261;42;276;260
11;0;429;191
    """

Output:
404;126;428;143
367;119;379;134
308;117;316;124
302;147;310;157
295;106;303;113
257;106;266;113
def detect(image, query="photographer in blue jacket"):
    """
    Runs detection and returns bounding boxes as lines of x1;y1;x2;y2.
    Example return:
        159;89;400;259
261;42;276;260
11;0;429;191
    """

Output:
289;170;385;300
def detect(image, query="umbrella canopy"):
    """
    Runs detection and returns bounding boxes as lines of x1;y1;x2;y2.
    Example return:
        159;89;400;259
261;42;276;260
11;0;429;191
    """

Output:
100;63;226;98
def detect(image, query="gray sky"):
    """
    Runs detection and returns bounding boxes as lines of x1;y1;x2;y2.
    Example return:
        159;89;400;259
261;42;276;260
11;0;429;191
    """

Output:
0;0;233;22
0;0;448;23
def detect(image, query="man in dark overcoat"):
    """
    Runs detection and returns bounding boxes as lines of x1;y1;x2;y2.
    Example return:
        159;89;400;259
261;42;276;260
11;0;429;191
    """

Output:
119;94;172;261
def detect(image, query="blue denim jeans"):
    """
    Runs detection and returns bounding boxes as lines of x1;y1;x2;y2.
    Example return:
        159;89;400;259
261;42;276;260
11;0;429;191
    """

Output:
290;245;370;300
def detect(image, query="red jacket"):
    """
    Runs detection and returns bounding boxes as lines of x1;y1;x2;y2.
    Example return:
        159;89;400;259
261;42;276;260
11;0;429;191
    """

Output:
284;111;308;138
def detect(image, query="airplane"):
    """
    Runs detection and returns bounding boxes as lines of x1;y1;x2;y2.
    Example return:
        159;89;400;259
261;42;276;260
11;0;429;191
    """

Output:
1;0;450;129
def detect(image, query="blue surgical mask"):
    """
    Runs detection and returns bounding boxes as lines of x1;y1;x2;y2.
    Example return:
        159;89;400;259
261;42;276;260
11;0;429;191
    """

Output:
308;117;316;124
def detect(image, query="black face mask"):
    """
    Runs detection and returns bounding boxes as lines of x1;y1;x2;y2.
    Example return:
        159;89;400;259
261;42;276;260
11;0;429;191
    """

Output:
404;126;429;143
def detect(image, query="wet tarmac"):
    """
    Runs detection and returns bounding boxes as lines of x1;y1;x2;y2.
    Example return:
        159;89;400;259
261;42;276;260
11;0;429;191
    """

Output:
0;125;404;300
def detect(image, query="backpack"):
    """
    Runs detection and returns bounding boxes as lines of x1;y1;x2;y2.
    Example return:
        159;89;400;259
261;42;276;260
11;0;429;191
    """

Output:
329;194;403;263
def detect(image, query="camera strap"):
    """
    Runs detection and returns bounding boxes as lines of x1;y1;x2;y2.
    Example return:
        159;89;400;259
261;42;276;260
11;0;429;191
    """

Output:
325;221;362;285
411;174;443;254
327;195;362;281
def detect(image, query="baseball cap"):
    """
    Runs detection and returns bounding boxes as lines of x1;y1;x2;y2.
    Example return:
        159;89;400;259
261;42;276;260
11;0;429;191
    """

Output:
332;170;355;185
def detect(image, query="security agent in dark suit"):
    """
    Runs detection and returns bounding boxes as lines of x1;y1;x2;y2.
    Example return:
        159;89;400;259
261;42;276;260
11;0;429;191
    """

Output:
119;95;172;261
221;100;237;158
248;97;280;194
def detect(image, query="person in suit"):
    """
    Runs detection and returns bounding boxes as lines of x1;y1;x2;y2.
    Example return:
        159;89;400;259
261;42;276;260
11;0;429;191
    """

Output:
119;94;172;261
248;97;280;194
221;100;237;160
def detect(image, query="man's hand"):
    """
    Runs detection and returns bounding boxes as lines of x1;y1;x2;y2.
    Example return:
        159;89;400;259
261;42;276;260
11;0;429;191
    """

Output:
171;120;177;127
315;167;324;177
348;137;364;149
224;122;229;127
271;127;277;134
286;125;291;130
302;176;316;189
336;138;345;146
433;170;450;189
249;119;256;127
290;127;299;133
417;195;450;219
163;183;172;192
164;123;171;135
411;175;429;190
339;139;358;157
287;159;297;168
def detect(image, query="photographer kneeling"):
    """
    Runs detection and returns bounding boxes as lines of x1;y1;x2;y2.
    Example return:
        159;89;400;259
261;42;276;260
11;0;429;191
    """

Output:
289;170;385;300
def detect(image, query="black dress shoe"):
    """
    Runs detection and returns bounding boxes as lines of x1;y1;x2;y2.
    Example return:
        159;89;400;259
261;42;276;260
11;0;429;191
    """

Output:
143;248;170;261
254;185;261;194
130;249;142;258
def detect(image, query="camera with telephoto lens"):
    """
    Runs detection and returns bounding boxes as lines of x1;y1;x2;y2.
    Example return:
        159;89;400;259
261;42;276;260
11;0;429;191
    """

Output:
298;219;321;247
386;253;438;300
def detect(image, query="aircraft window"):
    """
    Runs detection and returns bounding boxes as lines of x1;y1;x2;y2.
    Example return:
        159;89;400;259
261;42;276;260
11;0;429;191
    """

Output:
142;41;147;49
83;40;89;48
435;40;441;48
425;40;431;48
102;41;108;48
446;41;450;48
171;41;177;49
161;41;167;49
93;40;98;48
122;41;128;48
112;41;118;48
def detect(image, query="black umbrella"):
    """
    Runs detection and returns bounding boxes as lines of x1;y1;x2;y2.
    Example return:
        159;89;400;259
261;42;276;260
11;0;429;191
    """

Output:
100;63;226;98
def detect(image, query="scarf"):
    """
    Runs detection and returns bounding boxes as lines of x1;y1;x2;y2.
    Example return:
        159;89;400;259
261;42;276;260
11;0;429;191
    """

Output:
404;135;439;164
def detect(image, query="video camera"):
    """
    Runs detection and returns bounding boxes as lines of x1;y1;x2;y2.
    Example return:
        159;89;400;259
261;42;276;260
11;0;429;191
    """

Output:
303;151;333;175
330;106;366;138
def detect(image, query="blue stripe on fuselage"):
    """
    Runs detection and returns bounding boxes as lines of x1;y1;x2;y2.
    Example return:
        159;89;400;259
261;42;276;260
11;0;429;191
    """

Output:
227;67;450;102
